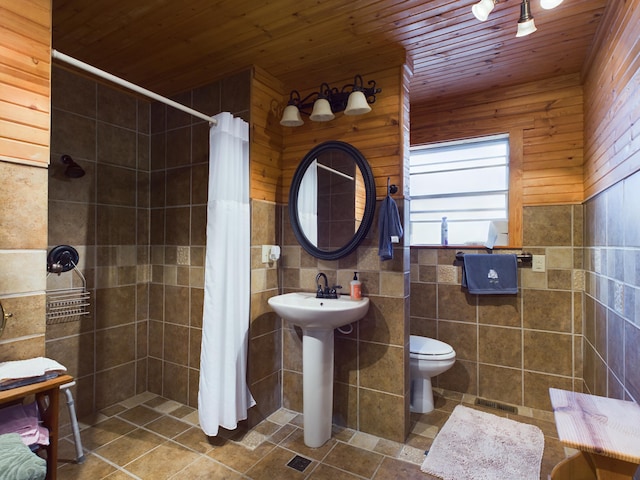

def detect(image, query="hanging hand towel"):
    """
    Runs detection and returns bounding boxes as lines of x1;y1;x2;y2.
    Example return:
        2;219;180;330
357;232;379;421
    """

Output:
462;254;518;294
378;195;403;260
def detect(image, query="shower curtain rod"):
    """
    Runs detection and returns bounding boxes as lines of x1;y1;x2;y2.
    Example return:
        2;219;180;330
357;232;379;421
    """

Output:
51;50;217;126
315;161;354;181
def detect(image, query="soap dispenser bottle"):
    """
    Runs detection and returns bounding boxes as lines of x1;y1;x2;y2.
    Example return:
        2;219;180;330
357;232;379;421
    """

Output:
441;216;448;246
350;272;362;300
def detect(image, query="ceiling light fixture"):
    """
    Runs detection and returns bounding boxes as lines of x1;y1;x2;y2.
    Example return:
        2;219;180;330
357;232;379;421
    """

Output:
540;0;563;8
471;0;561;36
515;0;537;37
280;75;382;127
472;0;497;21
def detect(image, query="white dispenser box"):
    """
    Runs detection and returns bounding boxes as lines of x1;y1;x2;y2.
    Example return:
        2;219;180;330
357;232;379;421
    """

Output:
261;245;281;263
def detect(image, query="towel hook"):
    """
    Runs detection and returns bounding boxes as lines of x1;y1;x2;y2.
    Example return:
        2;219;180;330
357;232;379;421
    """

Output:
386;177;398;195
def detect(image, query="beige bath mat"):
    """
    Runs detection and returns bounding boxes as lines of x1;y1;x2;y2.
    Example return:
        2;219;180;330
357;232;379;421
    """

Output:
421;405;544;480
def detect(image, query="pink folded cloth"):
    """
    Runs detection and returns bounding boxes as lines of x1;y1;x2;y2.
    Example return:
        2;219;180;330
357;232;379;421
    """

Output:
0;402;49;446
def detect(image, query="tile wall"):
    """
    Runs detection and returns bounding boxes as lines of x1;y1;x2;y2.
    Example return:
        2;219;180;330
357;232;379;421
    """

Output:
249;199;282;426
147;86;211;408
47;66;283;426
583;172;640;403
410;205;584;411
279;199;410;442
46;66;151;415
317;152;358;249
0;162;48;360
146;70;252;409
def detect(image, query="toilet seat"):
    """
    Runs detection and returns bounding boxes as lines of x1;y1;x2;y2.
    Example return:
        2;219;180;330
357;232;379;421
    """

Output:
410;335;455;360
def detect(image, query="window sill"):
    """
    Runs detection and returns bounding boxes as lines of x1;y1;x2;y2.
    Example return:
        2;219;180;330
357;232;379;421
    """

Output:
410;245;522;250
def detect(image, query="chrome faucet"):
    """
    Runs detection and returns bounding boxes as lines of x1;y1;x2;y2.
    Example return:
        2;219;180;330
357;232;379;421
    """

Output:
315;272;341;299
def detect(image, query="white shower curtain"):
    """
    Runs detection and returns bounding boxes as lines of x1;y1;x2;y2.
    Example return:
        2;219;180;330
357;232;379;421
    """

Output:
298;159;318;246
198;112;255;436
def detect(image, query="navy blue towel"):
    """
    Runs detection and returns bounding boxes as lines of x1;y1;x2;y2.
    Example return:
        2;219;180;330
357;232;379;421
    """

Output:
462;254;518;294
378;195;403;261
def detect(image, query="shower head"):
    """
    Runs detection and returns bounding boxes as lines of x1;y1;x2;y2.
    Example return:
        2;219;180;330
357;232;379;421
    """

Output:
61;154;85;178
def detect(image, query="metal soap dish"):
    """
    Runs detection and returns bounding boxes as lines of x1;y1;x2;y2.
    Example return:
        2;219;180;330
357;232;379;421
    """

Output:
46;245;90;325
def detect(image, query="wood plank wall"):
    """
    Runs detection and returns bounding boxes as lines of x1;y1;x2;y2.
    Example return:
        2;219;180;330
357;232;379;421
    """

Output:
250;66;284;202
400;64;412;199
0;0;51;166
411;73;585;207
582;0;640;199
280;66;405;203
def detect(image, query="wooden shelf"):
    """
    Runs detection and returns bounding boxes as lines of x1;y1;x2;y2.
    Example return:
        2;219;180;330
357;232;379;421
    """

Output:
0;374;74;480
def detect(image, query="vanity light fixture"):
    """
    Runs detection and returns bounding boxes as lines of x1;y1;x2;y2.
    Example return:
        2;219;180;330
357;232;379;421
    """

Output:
471;0;562;37
280;75;382;127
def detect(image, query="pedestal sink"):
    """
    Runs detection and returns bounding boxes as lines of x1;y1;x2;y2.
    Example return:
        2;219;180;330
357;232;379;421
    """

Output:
268;292;369;447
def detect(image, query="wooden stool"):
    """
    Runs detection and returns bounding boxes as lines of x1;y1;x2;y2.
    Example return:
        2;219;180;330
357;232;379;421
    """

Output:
549;388;640;480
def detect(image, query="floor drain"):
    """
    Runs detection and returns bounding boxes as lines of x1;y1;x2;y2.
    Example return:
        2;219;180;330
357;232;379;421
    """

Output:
287;454;312;472
475;397;518;414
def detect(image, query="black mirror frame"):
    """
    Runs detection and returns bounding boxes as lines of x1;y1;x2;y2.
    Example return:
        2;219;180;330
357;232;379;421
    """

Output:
289;140;376;260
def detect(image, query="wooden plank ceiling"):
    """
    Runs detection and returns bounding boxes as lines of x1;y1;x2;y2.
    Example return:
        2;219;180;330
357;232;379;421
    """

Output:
52;0;607;105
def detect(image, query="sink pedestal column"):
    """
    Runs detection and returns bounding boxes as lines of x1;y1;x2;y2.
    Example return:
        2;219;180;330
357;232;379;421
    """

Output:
267;293;369;448
302;328;334;448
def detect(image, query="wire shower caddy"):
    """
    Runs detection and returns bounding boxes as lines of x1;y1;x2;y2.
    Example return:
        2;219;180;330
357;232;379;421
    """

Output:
45;245;91;325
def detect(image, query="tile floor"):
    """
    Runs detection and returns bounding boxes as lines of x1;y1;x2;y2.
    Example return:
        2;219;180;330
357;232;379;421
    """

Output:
56;390;570;479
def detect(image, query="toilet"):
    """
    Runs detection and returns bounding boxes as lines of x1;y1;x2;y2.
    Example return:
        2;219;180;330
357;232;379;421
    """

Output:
409;335;456;413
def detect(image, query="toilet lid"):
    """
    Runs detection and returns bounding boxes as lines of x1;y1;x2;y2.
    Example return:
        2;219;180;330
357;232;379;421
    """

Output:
410;335;454;356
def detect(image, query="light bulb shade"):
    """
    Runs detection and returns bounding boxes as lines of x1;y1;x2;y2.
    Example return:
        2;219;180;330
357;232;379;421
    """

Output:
309;98;335;122
540;0;563;8
516;18;537;37
516;0;536;37
472;0;495;21
280;104;304;127
344;91;372;116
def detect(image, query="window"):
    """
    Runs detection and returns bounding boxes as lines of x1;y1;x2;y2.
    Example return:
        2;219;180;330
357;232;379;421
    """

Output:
409;134;510;246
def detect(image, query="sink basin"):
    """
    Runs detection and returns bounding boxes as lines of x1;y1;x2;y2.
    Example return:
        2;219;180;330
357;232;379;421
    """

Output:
268;291;369;447
267;292;369;330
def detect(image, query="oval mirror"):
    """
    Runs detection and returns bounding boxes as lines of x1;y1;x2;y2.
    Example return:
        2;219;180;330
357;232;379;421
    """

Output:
289;141;376;260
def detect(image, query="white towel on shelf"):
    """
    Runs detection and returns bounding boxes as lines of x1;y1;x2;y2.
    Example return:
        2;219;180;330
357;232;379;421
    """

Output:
0;357;66;386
